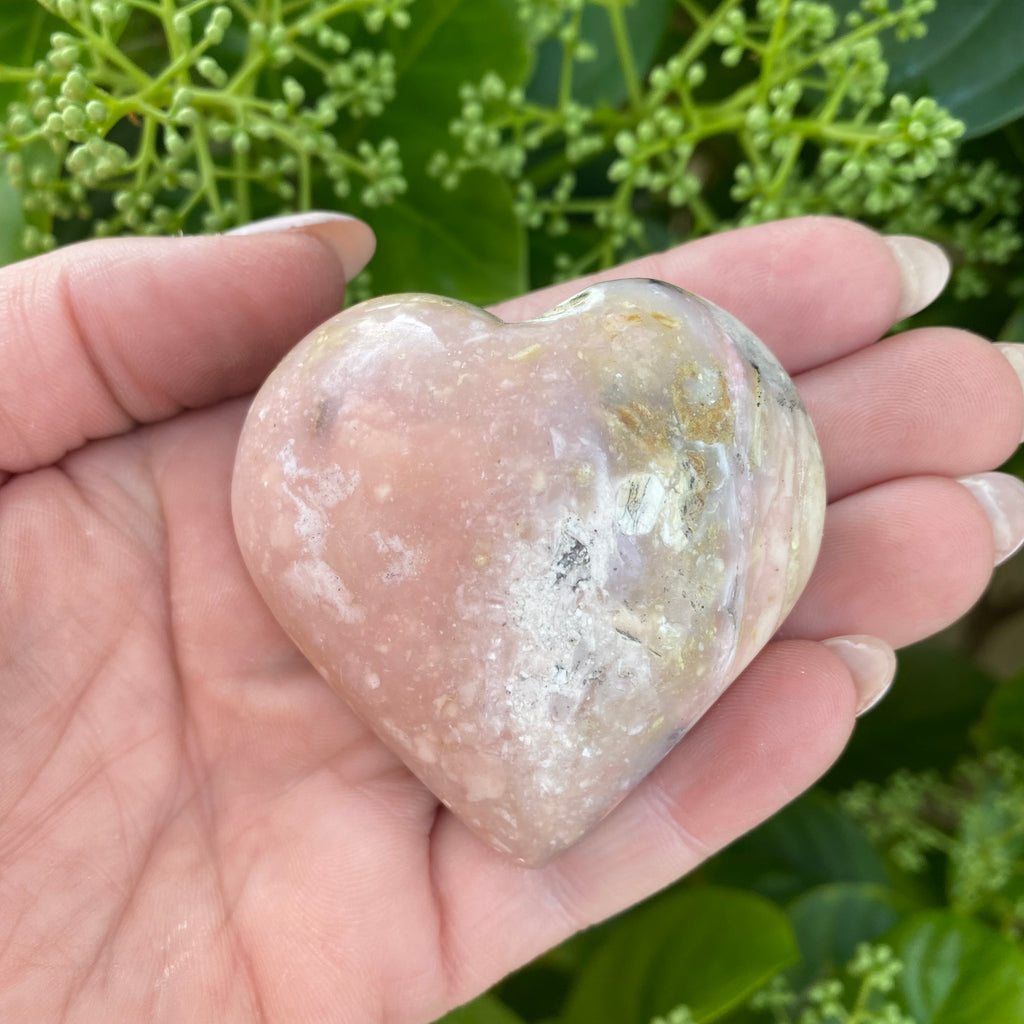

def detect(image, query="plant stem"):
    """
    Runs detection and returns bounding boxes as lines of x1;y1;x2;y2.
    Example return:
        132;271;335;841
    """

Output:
298;149;311;208
190;119;223;214
234;146;251;220
786;119;886;145
687;190;715;233
674;0;744;74
676;0;706;28
58;10;149;89
284;0;362;36
605;0;642;112
758;0;791;100
558;8;582;109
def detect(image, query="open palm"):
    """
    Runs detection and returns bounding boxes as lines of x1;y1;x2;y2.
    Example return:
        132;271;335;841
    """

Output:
1;217;1021;1023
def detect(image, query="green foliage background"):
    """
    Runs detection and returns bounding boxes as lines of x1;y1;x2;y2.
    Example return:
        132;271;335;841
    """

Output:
2;0;1024;1020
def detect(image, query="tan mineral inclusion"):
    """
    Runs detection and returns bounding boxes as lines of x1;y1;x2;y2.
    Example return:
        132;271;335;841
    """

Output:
232;280;826;865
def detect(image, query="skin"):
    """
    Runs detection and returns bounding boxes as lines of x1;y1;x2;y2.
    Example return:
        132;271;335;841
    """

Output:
0;216;1021;1023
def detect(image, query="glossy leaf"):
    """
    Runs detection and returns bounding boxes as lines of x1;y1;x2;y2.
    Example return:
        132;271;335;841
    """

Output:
703;790;887;904
493;936;598;1024
528;0;676;107
494;961;576;1024
830;0;1024;137
355;169;526;305
0;0;61;111
378;0;531;170
349;0;529;302
432;993;527;1024
889;911;1024;1023
786;883;907;989
0;0;61;256
561;887;797;1024
892;0;1024;137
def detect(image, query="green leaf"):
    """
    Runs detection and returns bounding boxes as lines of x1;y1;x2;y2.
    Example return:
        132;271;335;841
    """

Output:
432;993;527;1024
528;0;676;107
494;960;576;1024
786;883;908;989
976;667;1024;752
0;158;27;267
493;935;597;1024
348;0;530;302
0;0;62;111
892;0;1024;138
356;169;526;305
379;0;531;170
703;791;888;903
561;886;798;1024
889;910;1024;1024
826;642;996;789
830;0;1024;138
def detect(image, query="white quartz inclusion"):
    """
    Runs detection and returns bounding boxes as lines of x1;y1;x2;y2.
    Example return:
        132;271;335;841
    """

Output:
232;279;826;865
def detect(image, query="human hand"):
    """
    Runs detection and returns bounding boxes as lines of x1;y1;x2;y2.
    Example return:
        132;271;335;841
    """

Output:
1;216;1021;1023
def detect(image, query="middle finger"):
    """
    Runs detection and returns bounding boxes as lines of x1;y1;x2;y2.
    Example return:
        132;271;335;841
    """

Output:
797;327;1024;501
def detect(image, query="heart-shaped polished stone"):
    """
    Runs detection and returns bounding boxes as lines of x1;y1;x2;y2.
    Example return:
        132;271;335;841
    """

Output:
232;280;826;865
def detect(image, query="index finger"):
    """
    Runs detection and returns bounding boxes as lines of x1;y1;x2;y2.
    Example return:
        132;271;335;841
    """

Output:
0;217;375;481
493;217;948;376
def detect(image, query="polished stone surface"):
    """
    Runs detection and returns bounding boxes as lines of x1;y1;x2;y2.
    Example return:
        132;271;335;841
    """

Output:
232;280;826;865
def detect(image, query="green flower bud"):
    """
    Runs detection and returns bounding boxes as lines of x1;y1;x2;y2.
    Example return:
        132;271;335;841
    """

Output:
62;105;86;130
197;56;228;87
172;12;191;40
61;69;90;100
685;62;706;87
8;112;34;136
283;77;305;107
210;5;232;30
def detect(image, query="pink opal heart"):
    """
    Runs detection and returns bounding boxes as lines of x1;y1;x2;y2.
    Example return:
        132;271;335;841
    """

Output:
231;280;826;865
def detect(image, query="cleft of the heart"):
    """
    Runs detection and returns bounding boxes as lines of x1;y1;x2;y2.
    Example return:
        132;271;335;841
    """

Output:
231;279;826;866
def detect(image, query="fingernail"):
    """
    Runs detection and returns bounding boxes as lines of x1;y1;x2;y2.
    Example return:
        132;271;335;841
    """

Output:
994;343;1024;443
822;635;897;716
958;472;1024;566
226;211;376;280
884;235;951;320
